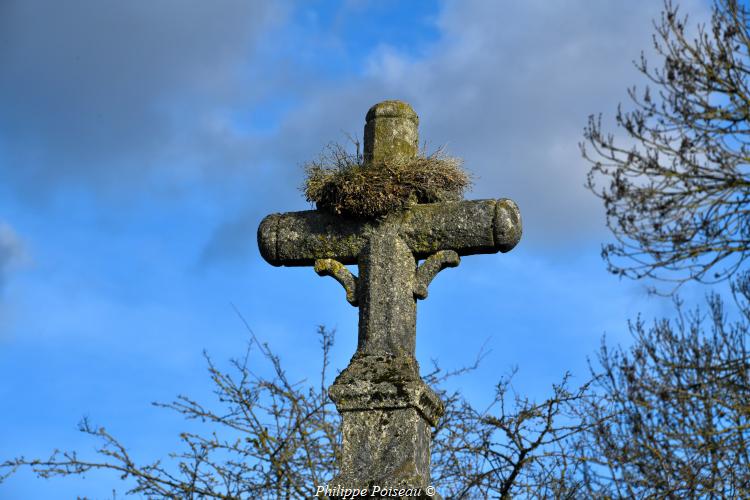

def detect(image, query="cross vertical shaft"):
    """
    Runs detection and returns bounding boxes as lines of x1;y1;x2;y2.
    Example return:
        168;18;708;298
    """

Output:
357;230;417;356
327;102;443;496
356;101;420;358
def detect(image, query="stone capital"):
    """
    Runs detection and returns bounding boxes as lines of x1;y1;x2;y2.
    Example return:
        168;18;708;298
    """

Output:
329;353;444;427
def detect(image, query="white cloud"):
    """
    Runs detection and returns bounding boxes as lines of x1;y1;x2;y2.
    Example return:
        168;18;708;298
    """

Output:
0;0;287;201
203;0;714;261
0;0;713;258
258;0;712;249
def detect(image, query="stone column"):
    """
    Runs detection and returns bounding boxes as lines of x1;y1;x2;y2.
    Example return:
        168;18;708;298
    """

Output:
327;101;443;499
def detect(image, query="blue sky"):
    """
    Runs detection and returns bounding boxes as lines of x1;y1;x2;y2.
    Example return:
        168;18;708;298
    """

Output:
0;0;718;497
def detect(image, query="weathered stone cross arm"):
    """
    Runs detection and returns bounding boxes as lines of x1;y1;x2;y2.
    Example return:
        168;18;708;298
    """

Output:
258;196;521;297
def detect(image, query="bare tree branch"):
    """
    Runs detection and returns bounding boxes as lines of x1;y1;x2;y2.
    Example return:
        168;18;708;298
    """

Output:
573;272;750;497
584;0;750;293
1;319;593;498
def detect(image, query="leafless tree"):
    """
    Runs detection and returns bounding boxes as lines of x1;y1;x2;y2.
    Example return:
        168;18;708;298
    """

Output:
584;0;750;291
579;0;750;496
2;323;341;499
1;316;593;499
433;369;595;500
573;272;750;498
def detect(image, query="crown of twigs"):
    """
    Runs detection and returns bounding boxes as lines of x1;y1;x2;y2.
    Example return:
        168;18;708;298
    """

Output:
302;142;471;218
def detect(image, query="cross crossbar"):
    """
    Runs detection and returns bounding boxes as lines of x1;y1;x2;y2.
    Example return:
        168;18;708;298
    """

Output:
258;198;520;267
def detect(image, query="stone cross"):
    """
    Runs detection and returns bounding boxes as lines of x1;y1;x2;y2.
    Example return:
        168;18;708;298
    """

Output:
258;100;521;498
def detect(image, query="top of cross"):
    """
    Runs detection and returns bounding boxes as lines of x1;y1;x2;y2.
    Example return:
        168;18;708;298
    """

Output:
363;100;419;165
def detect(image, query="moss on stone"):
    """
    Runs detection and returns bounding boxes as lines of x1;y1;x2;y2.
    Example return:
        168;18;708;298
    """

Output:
364;101;419;165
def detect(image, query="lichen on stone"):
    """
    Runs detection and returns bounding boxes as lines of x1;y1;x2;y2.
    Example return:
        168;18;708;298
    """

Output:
301;142;472;218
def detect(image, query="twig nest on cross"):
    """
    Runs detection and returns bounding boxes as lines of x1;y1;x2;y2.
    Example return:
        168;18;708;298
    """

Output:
303;100;472;218
302;144;471;218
